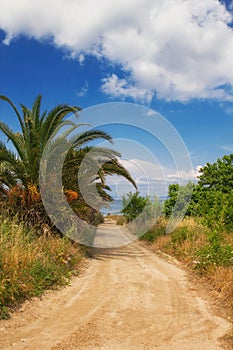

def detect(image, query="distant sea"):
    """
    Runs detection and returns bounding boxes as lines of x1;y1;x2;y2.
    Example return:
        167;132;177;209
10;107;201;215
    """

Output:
101;199;123;215
101;196;168;216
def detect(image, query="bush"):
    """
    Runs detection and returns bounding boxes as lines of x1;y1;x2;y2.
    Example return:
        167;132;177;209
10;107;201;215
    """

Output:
140;225;166;242
171;227;188;245
195;231;233;270
122;192;147;222
122;192;162;223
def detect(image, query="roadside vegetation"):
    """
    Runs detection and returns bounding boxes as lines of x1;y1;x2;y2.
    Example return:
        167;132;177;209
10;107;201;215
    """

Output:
142;218;233;312
0;95;136;318
0;219;86;319
121;154;233;319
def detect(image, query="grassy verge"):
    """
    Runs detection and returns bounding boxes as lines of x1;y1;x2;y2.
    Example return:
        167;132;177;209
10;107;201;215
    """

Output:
0;219;86;319
141;218;233;316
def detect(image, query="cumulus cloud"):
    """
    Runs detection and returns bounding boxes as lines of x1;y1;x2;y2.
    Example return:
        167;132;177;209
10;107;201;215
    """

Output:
1;0;233;101
101;74;153;103
106;158;200;197
167;165;202;182
113;158;198;184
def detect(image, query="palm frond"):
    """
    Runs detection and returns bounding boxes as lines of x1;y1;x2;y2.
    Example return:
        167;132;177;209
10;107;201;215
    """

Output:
0;142;27;185
101;159;138;189
0;95;25;133
32;95;42;129
0;163;18;188
40;105;81;146
96;182;113;202
73;130;113;148
0;121;25;161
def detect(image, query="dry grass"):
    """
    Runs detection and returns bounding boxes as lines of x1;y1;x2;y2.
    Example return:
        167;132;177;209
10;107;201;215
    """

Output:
105;214;122;221
206;266;233;308
0;219;85;319
143;217;233;318
145;217;233;349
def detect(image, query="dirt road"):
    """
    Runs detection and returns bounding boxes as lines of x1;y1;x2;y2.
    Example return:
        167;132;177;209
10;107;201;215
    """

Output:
0;220;231;349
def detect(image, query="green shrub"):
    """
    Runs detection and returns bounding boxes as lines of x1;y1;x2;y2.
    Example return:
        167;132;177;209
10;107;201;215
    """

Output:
196;243;233;269
171;227;188;245
122;192;147;222
122;192;162;221
140;226;166;242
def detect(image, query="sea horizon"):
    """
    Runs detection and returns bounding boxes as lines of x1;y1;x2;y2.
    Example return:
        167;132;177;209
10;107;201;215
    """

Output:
101;196;168;215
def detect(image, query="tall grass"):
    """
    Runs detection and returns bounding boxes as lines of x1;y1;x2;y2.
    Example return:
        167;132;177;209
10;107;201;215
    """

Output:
0;219;85;319
141;218;233;315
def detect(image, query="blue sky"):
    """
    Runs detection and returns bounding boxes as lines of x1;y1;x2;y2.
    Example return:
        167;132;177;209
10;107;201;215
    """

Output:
0;0;233;197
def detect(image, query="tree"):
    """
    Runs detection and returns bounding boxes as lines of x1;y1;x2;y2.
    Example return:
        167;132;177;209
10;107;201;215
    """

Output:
0;95;136;229
122;192;147;222
198;154;233;193
63;146;137;206
163;154;233;231
164;182;196;217
122;192;162;223
195;154;233;231
0;95;81;194
163;184;179;217
62;146;137;224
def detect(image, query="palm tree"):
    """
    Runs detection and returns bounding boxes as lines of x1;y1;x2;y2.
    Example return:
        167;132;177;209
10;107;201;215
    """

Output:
0;95;137;228
63;146;137;212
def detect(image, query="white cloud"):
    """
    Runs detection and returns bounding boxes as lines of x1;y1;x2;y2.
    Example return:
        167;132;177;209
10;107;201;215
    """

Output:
1;0;233;101
76;80;88;97
167;165;202;182
220;144;233;152
106;158;200;197
145;109;157;117
101;74;153;103
78;54;85;65
113;158;198;184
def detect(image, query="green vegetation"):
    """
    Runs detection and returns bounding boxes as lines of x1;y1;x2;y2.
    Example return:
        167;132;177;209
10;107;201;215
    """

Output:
127;154;233;317
164;154;233;232
0;95;136;229
122;192;162;223
0;94;232;323
141;218;233;314
121;192;163;237
0;95;137;318
163;182;195;217
122;192;148;222
0;219;85;319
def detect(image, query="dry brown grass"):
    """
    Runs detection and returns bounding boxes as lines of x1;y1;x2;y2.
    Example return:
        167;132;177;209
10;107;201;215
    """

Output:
0;219;85;319
152;235;170;251
206;266;233;307
145;217;233;318
105;214;122;221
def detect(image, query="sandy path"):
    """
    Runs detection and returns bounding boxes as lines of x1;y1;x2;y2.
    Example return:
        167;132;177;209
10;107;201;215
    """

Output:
0;220;231;349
